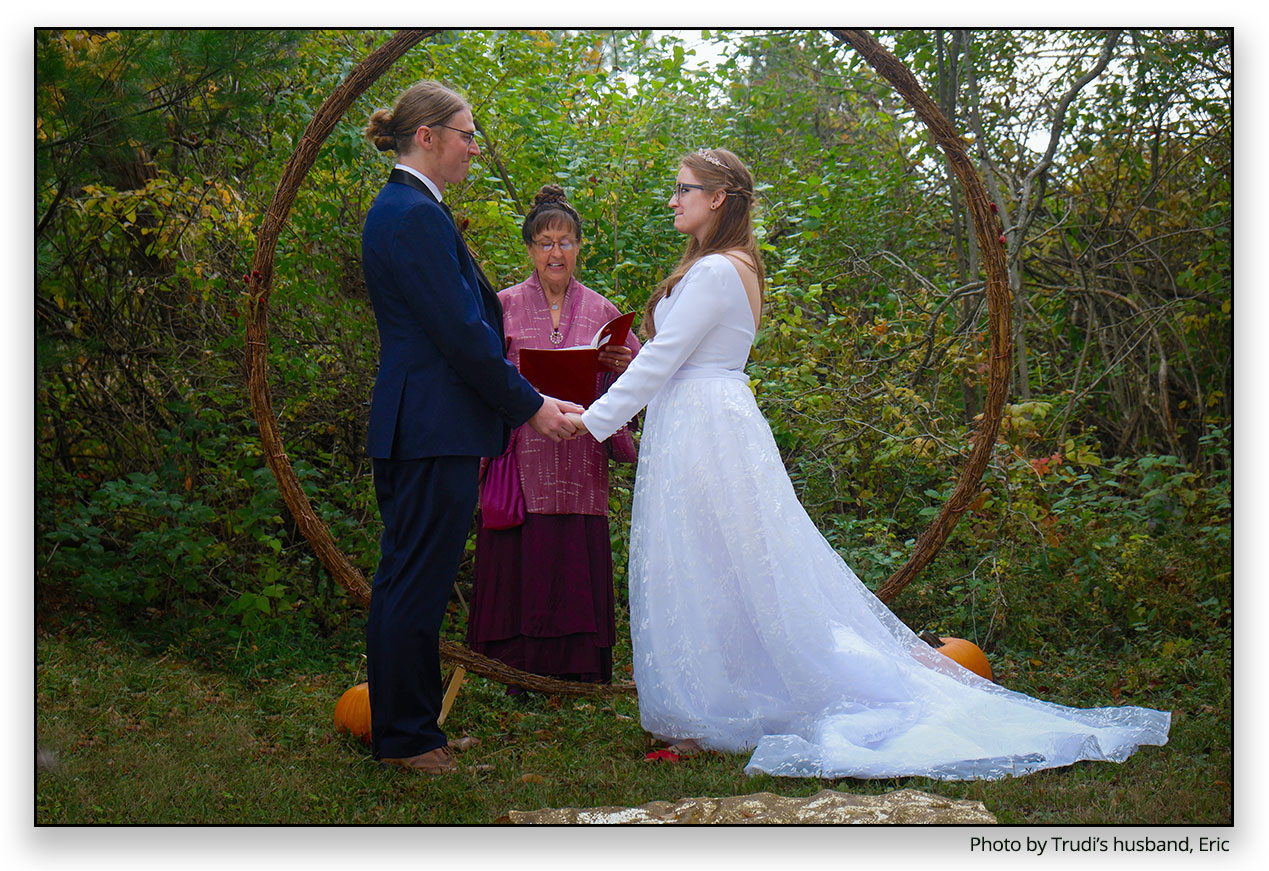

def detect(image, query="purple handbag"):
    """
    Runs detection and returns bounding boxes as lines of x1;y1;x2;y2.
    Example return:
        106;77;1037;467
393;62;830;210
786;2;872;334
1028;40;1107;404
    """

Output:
480;430;525;530
608;424;638;464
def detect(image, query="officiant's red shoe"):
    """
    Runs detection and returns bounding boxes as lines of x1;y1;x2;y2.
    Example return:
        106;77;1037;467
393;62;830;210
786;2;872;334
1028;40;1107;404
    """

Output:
381;745;457;775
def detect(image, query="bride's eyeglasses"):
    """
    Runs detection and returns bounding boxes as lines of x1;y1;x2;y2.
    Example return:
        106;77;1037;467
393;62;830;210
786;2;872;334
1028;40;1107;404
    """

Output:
672;183;706;199
531;239;577;252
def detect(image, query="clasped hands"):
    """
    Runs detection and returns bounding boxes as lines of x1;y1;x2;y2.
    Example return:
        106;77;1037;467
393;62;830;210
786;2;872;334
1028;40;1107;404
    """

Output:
527;395;591;442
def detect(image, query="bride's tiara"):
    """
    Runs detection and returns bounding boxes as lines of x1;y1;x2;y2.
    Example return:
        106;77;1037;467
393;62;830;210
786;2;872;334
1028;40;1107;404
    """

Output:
698;148;726;168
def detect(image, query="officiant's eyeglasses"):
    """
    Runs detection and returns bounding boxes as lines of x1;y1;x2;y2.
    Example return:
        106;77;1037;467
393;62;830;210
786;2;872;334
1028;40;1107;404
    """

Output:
435;124;479;145
531;240;577;252
672;183;707;199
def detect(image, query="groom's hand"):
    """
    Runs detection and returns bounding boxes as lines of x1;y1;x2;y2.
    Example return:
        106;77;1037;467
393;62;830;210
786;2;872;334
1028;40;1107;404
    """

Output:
528;396;584;442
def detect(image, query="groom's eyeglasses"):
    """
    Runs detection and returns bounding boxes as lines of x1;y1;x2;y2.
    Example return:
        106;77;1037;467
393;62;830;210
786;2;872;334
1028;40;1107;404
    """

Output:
672;183;707;199
436;124;479;145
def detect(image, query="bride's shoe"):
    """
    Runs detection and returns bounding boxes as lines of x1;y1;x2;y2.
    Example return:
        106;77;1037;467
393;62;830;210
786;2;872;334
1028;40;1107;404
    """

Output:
665;738;704;757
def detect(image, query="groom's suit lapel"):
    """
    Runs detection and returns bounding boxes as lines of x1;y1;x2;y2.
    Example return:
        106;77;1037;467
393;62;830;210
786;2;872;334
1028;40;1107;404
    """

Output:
387;168;499;309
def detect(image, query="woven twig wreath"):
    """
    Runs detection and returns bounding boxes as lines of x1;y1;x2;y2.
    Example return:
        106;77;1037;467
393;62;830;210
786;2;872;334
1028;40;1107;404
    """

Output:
243;29;1012;695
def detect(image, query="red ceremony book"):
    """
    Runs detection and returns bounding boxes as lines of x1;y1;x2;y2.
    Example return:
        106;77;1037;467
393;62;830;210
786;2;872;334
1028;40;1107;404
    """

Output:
519;311;636;406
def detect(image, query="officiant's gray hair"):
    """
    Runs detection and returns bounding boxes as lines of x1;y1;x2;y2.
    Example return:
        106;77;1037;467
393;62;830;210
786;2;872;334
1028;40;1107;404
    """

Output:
522;184;584;245
365;81;469;154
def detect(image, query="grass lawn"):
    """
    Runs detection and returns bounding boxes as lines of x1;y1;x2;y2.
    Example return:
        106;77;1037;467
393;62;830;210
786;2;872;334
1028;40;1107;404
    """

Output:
35;603;1231;827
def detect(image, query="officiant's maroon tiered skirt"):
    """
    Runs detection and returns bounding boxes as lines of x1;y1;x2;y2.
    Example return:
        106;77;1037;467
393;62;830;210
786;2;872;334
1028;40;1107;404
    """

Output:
467;514;616;683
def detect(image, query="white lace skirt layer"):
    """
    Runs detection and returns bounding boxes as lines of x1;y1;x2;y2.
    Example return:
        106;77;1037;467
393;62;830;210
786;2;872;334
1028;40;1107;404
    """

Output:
628;370;1170;780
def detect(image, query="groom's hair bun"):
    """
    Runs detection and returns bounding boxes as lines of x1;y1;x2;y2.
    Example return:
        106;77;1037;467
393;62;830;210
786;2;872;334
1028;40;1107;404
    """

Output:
522;184;583;245
364;80;469;155
365;109;398;153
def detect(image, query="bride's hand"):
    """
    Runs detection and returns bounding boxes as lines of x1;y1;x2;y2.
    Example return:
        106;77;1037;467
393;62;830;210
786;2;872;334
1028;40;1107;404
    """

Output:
564;412;589;437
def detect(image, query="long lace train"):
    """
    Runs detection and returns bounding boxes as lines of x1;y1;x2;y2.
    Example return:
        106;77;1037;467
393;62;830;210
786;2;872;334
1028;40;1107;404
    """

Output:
629;373;1169;780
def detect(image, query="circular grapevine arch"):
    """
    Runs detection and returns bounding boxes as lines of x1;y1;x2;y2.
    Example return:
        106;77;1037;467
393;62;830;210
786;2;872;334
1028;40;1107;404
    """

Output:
243;29;1012;695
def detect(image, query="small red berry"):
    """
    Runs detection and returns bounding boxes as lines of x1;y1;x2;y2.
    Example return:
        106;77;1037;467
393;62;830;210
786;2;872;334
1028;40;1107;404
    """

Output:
989;202;998;214
998;234;1007;246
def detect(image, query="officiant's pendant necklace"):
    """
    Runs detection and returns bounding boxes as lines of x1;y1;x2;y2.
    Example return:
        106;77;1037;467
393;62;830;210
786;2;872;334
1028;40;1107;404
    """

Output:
549;302;563;344
545;287;567;344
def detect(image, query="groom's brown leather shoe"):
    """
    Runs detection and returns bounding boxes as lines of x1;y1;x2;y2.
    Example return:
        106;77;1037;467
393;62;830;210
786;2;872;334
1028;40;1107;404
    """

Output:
449;735;480;752
381;745;457;775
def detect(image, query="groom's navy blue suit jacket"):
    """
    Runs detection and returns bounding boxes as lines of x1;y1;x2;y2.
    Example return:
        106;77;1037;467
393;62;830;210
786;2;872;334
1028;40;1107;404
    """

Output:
361;170;542;460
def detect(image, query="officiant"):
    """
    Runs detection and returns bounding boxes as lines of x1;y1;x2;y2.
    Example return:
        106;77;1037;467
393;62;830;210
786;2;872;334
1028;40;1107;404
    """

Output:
466;184;641;686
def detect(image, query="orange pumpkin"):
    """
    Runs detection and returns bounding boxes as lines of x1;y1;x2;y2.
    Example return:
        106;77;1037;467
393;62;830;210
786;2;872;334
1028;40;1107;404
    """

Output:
334;682;372;743
920;632;993;681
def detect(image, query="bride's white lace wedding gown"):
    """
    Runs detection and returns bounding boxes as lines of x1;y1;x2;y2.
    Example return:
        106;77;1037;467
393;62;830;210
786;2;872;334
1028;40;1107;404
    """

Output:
581;254;1169;780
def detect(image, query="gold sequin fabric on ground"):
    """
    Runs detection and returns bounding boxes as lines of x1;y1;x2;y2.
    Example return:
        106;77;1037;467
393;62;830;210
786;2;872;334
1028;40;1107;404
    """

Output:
507;788;996;824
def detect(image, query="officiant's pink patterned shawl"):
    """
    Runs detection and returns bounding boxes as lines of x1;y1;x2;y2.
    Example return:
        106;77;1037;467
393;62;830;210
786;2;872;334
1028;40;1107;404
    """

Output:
495;272;641;516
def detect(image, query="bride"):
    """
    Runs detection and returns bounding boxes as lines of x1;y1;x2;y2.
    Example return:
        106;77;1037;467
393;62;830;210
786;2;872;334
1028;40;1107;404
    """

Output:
566;147;1169;780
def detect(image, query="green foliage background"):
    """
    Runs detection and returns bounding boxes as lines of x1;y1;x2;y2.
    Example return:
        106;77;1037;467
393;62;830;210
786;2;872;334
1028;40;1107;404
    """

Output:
36;29;1230;698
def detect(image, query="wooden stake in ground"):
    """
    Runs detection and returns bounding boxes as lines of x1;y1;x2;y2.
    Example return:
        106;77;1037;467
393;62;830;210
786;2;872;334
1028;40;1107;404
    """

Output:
437;666;466;727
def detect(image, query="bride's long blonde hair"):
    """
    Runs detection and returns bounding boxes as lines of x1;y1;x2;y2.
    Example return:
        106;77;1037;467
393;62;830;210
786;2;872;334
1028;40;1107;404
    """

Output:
642;148;765;339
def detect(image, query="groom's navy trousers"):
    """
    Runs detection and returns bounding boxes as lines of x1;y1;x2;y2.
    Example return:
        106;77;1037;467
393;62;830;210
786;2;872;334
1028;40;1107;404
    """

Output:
365;455;477;756
362;169;541;760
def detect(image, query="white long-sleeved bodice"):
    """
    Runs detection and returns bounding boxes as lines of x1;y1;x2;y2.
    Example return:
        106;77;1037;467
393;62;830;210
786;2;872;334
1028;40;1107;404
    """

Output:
582;254;754;442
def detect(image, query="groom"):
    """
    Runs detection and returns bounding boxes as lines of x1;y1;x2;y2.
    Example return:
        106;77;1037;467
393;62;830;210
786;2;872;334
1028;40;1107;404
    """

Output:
361;88;579;774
